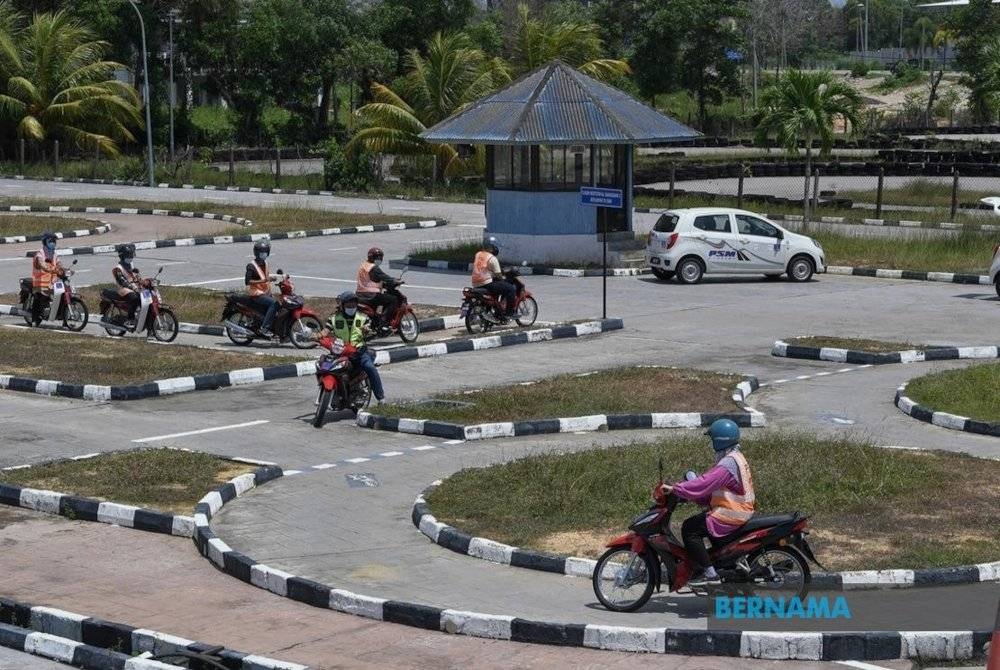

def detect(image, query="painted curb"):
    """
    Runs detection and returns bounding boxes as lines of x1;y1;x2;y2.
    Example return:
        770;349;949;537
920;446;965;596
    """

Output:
411;479;1000;590
772;340;1000;366
826;266;991;286
0;204;253;227
0;223;112;245
27;220;446;258
176;314;464;338
895;383;1000;438
391;258;649;277
0;596;307;670
634;208;1000;232
196;467;990;661
357;376;764;441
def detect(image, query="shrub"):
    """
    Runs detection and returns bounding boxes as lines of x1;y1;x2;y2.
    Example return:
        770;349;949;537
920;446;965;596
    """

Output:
323;139;377;192
850;61;871;78
188;106;237;148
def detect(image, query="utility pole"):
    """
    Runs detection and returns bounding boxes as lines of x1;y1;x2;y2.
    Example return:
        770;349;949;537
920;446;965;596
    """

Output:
168;8;179;162
128;0;155;188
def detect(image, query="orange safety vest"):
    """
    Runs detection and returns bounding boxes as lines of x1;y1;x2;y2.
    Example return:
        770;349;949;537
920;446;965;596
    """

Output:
115;264;140;297
356;261;381;294
707;450;756;527
32;250;58;290
472;251;494;287
247;261;271;297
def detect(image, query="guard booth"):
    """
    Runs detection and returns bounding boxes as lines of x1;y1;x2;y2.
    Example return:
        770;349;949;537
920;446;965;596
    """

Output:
422;60;698;264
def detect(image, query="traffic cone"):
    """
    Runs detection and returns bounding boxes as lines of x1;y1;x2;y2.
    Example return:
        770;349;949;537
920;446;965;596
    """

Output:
988;598;1000;670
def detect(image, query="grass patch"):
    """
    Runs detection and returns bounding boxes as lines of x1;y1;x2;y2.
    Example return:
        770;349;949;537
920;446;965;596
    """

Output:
839;178;997;209
0;214;107;237
0;449;253;515
0;284;456;325
906;362;1000;424
0;328;291;385
427;433;1000;571
813;228;997;273
374;367;743;424
788;336;919;353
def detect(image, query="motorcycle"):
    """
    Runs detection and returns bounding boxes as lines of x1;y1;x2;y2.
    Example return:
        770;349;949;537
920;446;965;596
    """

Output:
18;259;89;331
221;271;322;348
591;463;824;613
358;272;420;344
312;336;372;428
99;266;179;343
460;267;538;334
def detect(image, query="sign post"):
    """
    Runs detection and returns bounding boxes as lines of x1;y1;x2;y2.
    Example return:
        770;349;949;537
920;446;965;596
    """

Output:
580;186;624;320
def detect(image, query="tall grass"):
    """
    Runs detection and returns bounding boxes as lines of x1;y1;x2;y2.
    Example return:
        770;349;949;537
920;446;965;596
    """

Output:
906;362;1000;423
813;228;998;273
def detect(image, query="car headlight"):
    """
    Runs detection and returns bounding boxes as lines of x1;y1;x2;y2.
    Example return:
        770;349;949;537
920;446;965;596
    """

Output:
812;238;823;250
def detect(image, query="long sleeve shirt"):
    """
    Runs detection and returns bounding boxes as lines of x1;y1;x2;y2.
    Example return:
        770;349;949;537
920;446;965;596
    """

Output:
672;462;745;538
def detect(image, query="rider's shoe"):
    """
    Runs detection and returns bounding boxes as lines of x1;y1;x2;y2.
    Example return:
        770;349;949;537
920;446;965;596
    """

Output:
688;570;722;588
260;328;275;339
124;319;137;329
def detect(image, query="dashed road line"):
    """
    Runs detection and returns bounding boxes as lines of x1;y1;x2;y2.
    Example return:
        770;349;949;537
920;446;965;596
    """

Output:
759;365;872;388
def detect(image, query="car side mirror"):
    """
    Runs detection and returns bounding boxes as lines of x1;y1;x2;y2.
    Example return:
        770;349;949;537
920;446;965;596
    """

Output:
775;230;784;240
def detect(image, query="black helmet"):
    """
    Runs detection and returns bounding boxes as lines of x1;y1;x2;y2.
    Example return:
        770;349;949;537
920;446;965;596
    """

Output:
484;236;500;256
367;246;384;262
41;231;57;248
338;291;358;306
115;243;136;261
253;239;271;261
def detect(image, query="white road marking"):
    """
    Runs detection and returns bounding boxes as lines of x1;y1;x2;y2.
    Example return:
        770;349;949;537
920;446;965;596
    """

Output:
391;207;420;212
291;274;461;292
149;260;189;267
835;661;899;670
443;440;465;445
171;276;243;287
411;445;436;451
131;420;270;443
343;457;370;464
379;451;404;457
795;374;811;380
327;247;357;252
0;257;30;262
284;470;303;476
458;224;487;228
312;463;337;469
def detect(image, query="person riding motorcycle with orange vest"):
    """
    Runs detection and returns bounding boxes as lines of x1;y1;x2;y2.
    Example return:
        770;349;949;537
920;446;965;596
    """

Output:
471;236;516;320
29;232;63;326
660;419;755;587
245;239;278;338
356;247;398;333
112;243;142;326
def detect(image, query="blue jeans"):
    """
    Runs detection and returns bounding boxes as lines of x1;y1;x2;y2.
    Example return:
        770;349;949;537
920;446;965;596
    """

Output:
355;348;384;400
249;294;278;331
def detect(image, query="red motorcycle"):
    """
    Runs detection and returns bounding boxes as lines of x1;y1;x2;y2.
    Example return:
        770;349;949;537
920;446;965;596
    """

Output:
358;273;420;344
460;268;538;334
221;272;322;348
100;266;179;342
18;259;89;331
312;336;372;427
591;464;823;612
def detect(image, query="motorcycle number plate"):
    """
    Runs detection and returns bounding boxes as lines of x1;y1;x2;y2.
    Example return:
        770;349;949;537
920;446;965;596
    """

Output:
141;290;152;300
53;281;64;291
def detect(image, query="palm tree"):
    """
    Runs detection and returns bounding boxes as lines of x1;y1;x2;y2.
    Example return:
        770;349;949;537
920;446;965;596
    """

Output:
0;1;20;84
754;70;863;225
0;11;141;156
350;32;509;178
975;37;1000;122
508;3;629;81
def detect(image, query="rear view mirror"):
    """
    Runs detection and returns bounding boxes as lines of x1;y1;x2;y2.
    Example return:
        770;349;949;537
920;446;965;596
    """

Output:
277;268;284;275
158;266;164;273
71;259;78;265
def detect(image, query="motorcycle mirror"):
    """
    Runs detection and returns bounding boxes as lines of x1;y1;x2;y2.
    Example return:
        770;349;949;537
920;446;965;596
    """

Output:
277;268;284;275
71;259;78;265
157;266;164;274
685;470;697;482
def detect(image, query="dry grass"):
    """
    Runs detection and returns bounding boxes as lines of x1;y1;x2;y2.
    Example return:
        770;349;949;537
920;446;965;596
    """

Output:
374;367;744;424
788;336;920;353
0;449;254;515
0;214;106;237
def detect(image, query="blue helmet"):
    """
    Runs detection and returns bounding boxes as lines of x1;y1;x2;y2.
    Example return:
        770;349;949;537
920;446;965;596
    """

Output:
705;418;740;451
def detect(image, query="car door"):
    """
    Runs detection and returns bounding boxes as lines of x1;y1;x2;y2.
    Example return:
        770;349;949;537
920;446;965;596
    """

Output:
691;213;738;272
733;213;788;273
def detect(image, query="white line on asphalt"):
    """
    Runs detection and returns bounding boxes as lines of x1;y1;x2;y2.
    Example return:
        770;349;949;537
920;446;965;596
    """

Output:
838;367;854;373
327;247;357;252
0;257;28;262
284;470;303;476
772;379;789;384
443;440;465;445
380;451;404;457
171;276;243;287
411;445;436;451
795;375;811;380
391;207;420;211
312;463;337;469
343;457;370;463
835;661;898;670
291;274;461;292
458;224;486;228
149;260;189;267
131;420;270;443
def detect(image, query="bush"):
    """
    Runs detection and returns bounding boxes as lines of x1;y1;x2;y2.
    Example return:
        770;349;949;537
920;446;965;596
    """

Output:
850;61;871;78
323;139;377;192
188;106;237;148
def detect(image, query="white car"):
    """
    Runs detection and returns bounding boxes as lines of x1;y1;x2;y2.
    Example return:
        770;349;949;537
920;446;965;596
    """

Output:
982;197;1000;216
990;244;1000;297
645;208;826;284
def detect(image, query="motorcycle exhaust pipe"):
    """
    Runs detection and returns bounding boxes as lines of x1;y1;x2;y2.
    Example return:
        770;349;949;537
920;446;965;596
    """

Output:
99;318;128;334
223;320;255;337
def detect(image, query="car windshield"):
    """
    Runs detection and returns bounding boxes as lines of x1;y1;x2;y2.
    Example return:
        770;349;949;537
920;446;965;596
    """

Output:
653;214;679;233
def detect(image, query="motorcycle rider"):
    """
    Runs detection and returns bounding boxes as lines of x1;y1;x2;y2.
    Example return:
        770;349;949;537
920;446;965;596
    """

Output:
660;418;756;587
245;239;278;338
471;236;516;321
356;246;398;333
29;231;62;326
112;243;142;326
317;291;386;405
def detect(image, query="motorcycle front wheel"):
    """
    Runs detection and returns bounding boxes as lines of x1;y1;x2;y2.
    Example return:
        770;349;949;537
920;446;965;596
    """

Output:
226;312;256;346
151;307;179;343
313;387;334;428
20;297;32;326
465;304;490;334
398;311;420;343
744;547;811;599
514;296;538;327
592;547;655;612
290;315;322;349
63;297;89;332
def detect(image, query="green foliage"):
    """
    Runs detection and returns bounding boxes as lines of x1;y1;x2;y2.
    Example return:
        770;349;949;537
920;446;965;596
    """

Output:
849;61;872;78
953;0;1000;123
875;63;925;93
260;105;293;145
324;138;376;192
907;362;1000;424
187;106;236;148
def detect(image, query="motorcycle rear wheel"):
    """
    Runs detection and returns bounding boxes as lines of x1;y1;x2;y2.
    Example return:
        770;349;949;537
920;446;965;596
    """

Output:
514;296;538;327
744;547;810;599
226;312;255;346
313;388;334;428
592;547;655;612
63;297;89;332
398;311;420;343
290;315;322;349
102;305;127;337
151;307;179;343
465;304;490;334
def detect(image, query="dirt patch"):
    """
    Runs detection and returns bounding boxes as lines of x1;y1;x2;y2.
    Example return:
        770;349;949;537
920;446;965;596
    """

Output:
788;336;920;353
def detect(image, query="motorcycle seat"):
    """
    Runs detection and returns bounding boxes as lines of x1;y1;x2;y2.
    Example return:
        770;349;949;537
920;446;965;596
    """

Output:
19;277;32;291
470;287;490;295
101;289;121;301
714;512;802;545
226;294;256;307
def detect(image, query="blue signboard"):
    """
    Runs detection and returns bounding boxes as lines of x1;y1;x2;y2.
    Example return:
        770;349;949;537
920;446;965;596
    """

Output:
580;186;623;209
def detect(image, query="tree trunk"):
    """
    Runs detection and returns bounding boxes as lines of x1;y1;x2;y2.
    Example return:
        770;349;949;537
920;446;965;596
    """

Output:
925;70;943;127
317;76;333;133
697;91;708;132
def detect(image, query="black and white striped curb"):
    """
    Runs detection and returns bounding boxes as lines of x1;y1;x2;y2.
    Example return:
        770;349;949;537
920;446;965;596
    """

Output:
0;173;339;198
895;383;1000;438
1;204;253;227
391;258;649;277
411;481;1000;590
358;376;763;440
0;222;112;245
0;597;306;670
196;468;989;661
176;313;464;338
28;220;446;258
773;340;1000;366
826;265;991;285
635;207;1000;232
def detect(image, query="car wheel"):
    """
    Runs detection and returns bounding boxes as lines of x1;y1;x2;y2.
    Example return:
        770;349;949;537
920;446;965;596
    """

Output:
995;276;1000;298
676;258;704;285
787;255;815;282
651;268;675;281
